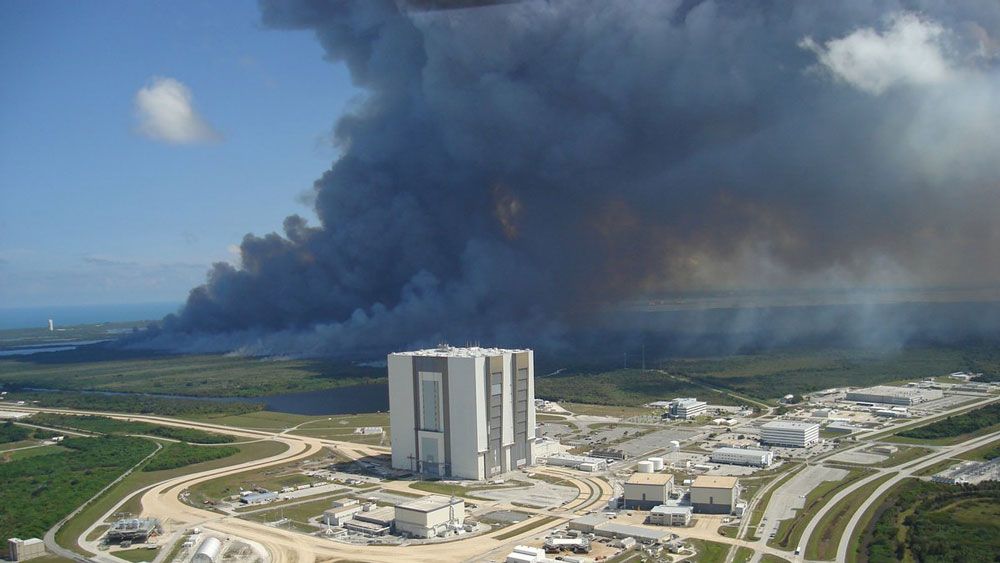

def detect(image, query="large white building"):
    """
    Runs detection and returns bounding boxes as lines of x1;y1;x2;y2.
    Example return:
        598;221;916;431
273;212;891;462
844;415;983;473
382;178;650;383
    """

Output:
760;420;820;448
845;385;943;405
394;495;465;538
667;398;707;419
690;475;739;514
623;473;674;509
389;346;535;480
710;447;773;467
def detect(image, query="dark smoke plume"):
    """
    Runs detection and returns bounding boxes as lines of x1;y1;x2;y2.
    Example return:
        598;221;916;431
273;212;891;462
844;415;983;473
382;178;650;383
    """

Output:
142;0;1000;357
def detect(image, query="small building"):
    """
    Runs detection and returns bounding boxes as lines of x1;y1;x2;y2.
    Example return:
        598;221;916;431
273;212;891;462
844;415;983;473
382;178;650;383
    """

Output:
590;448;628;461
591;522;669;544
394;495;464;538
648;504;692;526
667;398;707;419
240;492;278;505
192;537;221;563
545;453;608;471
506;545;553;563
567;514;609;533
623;472;673;510
353;426;383;435
7;538;45;562
689;475;738;514
710;447;773;467
760;421;820;448
323;505;362;526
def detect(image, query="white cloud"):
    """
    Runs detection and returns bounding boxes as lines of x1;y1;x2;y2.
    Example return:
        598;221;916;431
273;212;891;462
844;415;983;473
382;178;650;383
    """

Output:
801;13;953;95
134;76;221;144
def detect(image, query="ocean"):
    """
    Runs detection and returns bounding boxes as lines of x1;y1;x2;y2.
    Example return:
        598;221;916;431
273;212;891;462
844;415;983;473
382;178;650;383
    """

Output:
0;302;182;330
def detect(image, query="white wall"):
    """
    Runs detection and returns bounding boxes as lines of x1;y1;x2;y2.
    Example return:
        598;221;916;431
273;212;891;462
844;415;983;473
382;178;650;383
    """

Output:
447;356;483;480
388;354;415;471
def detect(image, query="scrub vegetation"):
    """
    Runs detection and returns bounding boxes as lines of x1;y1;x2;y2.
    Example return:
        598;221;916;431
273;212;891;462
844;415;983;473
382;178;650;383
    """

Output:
5;390;263;417
896;402;1000;441
0;436;156;558
30;413;234;444
142;442;238;472
858;479;1000;563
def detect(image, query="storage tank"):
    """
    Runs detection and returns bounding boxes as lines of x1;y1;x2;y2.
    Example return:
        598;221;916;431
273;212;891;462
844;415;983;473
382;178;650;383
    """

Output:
637;460;654;473
193;537;222;563
669;440;680;452
648;457;664;471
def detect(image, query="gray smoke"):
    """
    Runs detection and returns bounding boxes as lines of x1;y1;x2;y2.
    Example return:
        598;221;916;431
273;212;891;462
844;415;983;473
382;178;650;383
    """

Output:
142;0;1000;357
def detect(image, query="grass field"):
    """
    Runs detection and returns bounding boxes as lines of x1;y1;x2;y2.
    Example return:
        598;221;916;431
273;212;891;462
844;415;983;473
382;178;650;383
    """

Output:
185;446;336;505
733;546;754;563
492;516;559;541
806;472;896;560
0;348;383;398
767;468;872;551
871;446;932;468
112;546;159;562
687;539;731;563
957;436;1000;461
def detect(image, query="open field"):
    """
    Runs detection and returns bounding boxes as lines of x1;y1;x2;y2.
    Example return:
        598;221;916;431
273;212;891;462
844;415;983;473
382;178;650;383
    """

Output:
492;516;560;541
537;369;752;407
0;347;383;398
31;413;235;443
806;472;897;560
957;436;1000;461
687;539;730;563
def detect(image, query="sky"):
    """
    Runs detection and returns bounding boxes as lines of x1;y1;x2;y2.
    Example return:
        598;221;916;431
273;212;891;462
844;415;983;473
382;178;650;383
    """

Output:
0;0;356;308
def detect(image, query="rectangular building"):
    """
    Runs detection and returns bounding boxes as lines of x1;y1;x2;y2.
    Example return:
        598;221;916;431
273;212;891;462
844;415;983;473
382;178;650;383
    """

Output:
710;447;773;467
8;539;45;562
760;420;820;448
667;398;707;419
690;475;739;514
389;346;535;480
393;495;465;538
623;472;673;510
845;385;943;405
648;504;692;526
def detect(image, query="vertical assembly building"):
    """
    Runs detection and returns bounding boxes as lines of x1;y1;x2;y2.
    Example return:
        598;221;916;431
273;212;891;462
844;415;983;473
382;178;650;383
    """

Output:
388;346;535;480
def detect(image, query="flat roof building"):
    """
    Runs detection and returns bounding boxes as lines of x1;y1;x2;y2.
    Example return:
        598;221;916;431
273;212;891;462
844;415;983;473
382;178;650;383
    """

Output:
845;385;943;405
389;346;535;480
667;398;707;419
623;472;674;510
710;447;773;467
7;538;45;562
394;495;465;538
690;475;739;514
760;420;820;448
648;504;692;527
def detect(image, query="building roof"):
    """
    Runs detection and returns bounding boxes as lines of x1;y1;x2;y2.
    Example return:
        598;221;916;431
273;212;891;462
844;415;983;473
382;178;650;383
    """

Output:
848;385;929;397
626;473;674;486
593;522;669;542
392;346;530;358
396;494;463;512
713;447;770;456
651;504;692;515
761;420;819;430
691;475;738;489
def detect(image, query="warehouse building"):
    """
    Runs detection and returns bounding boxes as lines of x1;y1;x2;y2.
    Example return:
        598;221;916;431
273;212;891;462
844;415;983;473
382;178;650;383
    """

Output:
394;495;465;538
845;385;943;405
7;538;45;562
345;506;395;536
760;420;820;448
389;346;535;480
323;505;362;526
690;475;739;514
666;398;707;419
623;472;673;509
192;537;221;563
544;453;608;472
710;447;774;467
648;504;692;526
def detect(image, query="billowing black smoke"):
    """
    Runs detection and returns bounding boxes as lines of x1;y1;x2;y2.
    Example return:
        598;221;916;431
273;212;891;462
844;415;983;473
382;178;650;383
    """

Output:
142;0;1000;357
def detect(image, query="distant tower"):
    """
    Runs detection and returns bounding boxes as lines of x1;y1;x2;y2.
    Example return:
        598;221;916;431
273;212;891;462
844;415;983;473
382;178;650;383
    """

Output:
48;319;54;331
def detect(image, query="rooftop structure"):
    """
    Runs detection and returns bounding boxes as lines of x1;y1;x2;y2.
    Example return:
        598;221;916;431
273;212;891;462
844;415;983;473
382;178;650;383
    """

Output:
626;473;674;486
389;346;535;480
710;447;773;467
845;385;943;405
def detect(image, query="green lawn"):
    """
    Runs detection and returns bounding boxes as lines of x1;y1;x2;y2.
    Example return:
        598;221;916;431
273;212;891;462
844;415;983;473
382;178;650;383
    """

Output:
957;436;1000;461
806;472;896;560
733;546;754;563
492;516;560;541
112;546;159;562
687;539;730;563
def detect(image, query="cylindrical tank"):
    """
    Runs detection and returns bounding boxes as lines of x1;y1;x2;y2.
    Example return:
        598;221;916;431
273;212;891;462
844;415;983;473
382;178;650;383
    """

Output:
193;537;222;563
637;460;654;473
648;457;664;471
669;440;680;452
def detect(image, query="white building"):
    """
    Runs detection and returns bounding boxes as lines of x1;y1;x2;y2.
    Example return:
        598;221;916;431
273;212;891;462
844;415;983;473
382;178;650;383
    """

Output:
393;495;465;538
648;504;692;526
845;385;943;405
7;539;45;562
710;447;773;467
667;398;707;419
760;420;820;448
389;346;535;480
544;453;608;472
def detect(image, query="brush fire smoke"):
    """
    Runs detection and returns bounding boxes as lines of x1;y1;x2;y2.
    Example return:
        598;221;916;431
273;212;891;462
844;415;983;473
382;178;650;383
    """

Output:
140;0;1000;357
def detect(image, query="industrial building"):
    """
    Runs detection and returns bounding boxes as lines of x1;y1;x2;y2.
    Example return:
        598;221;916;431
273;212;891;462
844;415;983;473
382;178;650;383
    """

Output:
7;538;45;562
760;420;820;448
648;504;692;526
192;537;221;563
345;506;395;536
622;472;673;509
845;385;943;405
393;495;465;538
710;447;773;467
544;453;608;472
388;346;535;480
690;475;739;514
323;505;362;526
506;545;556;563
104;518;160;544
239;491;278;505
666;398;707;419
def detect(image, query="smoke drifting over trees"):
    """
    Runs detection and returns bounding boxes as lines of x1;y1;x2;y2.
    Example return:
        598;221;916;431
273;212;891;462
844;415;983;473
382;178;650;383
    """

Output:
144;0;1000;357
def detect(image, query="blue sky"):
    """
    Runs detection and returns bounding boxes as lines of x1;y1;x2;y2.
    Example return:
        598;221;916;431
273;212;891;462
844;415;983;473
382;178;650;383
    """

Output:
0;1;356;308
